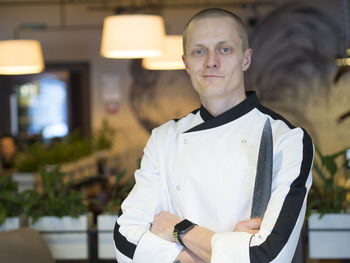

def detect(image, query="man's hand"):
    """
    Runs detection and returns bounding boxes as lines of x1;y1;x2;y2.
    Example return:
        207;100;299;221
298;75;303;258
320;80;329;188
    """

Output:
233;218;262;234
175;248;208;263
151;212;261;263
151;211;181;242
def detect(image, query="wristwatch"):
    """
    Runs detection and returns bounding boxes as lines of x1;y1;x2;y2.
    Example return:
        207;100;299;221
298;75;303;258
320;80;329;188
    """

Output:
173;219;197;247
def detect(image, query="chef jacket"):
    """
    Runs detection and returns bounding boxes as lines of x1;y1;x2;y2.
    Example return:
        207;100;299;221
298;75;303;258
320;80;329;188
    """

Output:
114;91;313;263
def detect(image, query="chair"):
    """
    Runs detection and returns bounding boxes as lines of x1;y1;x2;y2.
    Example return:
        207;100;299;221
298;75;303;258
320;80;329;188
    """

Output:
0;227;54;263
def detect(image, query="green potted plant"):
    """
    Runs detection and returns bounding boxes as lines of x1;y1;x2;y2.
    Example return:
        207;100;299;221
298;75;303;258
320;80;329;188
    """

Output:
25;165;91;260
14;120;116;190
94;119;116;152
12;133;93;194
15;132;94;173
0;176;23;231
97;169;135;260
307;147;350;259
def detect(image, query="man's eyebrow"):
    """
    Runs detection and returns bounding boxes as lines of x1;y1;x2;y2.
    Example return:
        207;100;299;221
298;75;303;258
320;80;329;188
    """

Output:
188;40;238;51
217;40;236;46
190;43;205;47
188;43;206;49
191;40;236;46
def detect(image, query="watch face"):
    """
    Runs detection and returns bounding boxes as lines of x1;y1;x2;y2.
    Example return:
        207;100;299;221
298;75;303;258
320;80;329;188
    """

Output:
176;219;195;233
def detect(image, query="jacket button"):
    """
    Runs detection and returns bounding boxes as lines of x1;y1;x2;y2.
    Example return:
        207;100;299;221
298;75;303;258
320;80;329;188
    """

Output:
176;186;181;191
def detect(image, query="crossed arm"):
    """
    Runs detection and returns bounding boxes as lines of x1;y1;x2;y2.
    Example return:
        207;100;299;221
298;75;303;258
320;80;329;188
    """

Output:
151;211;262;263
115;126;313;263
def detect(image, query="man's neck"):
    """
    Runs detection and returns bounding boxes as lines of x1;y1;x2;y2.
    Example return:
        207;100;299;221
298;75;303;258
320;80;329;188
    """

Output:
200;90;247;117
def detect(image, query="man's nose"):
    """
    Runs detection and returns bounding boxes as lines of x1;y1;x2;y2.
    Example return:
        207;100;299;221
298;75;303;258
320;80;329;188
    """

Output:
205;50;220;68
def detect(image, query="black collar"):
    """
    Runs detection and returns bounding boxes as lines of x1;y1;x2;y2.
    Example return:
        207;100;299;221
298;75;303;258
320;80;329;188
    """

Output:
185;91;259;133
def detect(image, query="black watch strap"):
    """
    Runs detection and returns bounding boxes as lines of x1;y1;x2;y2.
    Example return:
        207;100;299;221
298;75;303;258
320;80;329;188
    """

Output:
173;219;197;247
173;230;186;247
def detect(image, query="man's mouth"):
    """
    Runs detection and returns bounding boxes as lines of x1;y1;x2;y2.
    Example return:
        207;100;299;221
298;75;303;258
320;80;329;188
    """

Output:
201;74;223;78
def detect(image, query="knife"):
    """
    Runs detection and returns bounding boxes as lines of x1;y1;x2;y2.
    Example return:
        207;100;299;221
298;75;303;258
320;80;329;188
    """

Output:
250;118;273;219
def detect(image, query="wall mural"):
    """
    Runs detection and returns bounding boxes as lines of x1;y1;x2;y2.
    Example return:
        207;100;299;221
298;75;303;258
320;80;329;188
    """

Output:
128;3;350;152
129;59;199;133
246;3;341;144
246;3;350;152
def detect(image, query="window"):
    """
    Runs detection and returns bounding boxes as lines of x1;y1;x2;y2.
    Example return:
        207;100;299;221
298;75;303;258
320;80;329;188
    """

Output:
0;62;90;144
14;71;69;139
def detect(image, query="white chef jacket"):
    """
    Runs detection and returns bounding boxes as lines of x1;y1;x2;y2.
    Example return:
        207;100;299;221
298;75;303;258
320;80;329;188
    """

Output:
114;91;313;263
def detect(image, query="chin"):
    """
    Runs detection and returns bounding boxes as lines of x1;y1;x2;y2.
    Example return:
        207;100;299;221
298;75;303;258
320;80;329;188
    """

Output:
199;88;226;99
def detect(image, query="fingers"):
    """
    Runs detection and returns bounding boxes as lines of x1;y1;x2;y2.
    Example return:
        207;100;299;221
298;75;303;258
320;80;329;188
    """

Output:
247;218;262;229
151;211;182;242
245;229;260;234
233;218;262;234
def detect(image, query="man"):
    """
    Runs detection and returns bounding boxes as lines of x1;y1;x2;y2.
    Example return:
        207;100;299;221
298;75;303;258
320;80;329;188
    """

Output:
114;8;313;263
0;135;17;171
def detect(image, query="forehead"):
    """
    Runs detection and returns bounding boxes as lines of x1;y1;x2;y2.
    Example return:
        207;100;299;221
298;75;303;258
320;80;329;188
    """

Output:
186;16;241;47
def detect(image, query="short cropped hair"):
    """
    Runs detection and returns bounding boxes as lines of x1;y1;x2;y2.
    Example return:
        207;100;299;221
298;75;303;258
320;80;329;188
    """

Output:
182;8;249;54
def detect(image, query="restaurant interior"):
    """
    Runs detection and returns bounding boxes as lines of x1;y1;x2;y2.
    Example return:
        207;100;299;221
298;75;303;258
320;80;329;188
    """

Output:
0;0;349;262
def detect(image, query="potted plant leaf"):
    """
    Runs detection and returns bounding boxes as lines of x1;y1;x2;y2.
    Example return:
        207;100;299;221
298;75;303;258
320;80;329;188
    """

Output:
13;133;93;193
15;132;93;171
0;176;23;231
14;120;115;190
25;165;92;260
307;147;350;259
97;169;135;260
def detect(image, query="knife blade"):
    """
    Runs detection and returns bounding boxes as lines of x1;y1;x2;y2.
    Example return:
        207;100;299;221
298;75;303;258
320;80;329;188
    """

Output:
250;118;273;219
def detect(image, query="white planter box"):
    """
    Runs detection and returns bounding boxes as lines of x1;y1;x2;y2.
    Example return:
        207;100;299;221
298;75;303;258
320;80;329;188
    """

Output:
308;213;350;259
29;214;92;260
97;214;118;259
0;217;20;232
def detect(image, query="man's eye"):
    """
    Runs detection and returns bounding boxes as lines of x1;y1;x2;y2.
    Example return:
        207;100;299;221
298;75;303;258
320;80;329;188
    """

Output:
221;47;231;54
193;49;204;56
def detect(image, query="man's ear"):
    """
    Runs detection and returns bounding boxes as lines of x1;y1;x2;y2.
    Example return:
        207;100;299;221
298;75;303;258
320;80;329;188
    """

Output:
182;55;190;74
242;48;252;71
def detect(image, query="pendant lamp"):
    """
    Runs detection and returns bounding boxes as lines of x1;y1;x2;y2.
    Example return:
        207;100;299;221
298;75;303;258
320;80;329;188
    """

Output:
0;40;44;75
100;14;165;59
336;49;350;66
142;35;185;70
337;0;350;66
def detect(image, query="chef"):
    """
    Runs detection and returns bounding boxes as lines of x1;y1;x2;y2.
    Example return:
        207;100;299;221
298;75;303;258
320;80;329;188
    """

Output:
114;8;313;263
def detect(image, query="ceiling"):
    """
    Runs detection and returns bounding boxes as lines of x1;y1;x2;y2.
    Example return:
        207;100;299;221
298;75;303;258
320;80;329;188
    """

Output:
0;0;282;9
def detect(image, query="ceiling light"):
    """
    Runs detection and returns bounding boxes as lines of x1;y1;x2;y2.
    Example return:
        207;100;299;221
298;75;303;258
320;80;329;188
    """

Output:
100;14;165;59
142;35;185;70
0;40;45;75
336;57;350;66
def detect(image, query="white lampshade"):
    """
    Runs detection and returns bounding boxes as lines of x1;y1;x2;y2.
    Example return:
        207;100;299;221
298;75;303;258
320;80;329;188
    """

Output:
336;48;350;66
0;40;44;75
100;14;165;59
336;58;350;66
142;35;185;70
